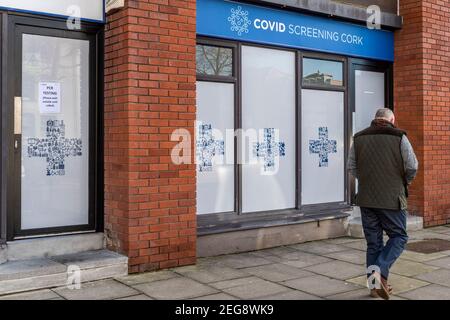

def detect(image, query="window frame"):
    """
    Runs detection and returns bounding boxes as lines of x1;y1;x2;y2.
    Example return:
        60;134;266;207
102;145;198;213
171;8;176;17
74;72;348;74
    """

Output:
196;43;235;80
196;38;237;84
196;38;239;215
0;12;4;244
301;52;347;92
298;51;349;209
1;13;104;241
347;57;394;206
196;36;392;234
239;43;298;214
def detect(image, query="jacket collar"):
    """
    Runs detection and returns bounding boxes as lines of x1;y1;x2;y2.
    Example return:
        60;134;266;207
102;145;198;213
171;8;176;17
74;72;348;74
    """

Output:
371;118;396;129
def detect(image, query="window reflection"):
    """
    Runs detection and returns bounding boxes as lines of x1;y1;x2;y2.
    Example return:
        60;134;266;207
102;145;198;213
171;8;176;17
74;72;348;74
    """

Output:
303;58;343;87
196;45;233;76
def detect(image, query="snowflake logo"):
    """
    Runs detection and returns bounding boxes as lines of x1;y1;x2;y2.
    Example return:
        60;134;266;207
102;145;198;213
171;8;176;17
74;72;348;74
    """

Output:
228;6;251;36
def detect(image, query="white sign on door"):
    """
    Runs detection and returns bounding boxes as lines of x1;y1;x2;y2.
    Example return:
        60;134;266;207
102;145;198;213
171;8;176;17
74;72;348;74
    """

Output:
39;82;61;114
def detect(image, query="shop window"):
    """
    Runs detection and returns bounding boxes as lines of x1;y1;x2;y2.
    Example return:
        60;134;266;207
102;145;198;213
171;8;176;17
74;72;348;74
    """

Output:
196;41;352;216
303;58;344;87
196;43;235;215
196;44;233;77
196;81;235;214
241;46;296;213
301;89;345;205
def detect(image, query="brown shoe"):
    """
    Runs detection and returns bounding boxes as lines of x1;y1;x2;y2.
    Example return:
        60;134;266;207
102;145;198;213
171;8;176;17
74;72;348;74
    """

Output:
373;272;391;300
387;284;393;295
369;289;379;298
370;285;392;298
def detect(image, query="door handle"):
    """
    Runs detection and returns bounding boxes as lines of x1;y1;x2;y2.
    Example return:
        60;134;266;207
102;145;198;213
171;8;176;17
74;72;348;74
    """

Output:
14;96;22;135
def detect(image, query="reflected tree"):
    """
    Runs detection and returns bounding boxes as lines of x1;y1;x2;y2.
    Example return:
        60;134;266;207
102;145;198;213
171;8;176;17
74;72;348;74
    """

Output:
196;45;232;76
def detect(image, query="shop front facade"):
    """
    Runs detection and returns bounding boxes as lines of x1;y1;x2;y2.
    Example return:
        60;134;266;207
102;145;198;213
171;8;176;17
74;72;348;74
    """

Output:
0;0;449;275
193;0;395;255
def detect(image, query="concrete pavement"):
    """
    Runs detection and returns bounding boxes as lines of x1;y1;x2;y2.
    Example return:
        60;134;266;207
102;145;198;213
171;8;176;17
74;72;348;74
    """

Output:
2;225;450;300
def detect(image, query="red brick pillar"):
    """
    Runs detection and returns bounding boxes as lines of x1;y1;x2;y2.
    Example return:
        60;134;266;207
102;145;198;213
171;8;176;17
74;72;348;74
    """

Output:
395;0;450;226
104;0;197;273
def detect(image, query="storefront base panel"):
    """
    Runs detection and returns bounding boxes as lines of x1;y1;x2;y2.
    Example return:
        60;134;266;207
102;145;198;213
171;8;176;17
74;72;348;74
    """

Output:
2;233;104;262
347;207;423;238
197;216;349;257
0;250;128;296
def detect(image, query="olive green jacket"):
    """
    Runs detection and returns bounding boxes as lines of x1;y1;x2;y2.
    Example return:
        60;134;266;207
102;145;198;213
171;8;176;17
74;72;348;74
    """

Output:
348;120;418;210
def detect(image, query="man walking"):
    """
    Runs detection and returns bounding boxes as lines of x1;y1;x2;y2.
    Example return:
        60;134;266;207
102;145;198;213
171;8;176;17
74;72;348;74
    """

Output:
348;108;418;300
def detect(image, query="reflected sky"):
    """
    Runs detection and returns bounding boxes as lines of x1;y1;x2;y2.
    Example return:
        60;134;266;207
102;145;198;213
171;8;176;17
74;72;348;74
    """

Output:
303;58;343;81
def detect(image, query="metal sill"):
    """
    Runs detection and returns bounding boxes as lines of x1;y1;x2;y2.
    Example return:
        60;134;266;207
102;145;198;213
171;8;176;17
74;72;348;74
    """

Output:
198;205;352;236
11;230;97;241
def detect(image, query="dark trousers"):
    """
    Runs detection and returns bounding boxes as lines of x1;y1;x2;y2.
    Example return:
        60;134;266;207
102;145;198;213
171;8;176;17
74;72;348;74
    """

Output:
360;207;408;280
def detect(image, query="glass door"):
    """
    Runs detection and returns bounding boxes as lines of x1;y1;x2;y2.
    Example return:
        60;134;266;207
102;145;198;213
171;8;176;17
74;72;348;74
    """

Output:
10;22;98;238
349;59;392;203
354;70;386;133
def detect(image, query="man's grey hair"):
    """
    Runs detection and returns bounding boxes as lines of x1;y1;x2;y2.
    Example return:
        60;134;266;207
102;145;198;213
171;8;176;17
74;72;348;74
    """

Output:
375;108;394;120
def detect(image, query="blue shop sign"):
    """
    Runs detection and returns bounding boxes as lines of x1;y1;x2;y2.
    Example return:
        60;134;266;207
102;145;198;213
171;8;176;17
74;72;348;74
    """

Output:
197;0;394;62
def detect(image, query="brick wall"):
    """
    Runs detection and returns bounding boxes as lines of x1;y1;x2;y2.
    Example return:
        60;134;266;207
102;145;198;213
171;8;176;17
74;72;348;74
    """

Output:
394;0;424;219
104;0;197;273
395;0;450;226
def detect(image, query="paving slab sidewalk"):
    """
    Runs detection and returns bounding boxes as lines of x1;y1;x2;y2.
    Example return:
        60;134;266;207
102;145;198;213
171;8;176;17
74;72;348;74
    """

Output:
2;226;450;300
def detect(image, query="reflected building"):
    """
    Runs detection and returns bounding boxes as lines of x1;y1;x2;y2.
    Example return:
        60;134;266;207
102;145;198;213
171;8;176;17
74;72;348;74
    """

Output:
304;70;343;86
